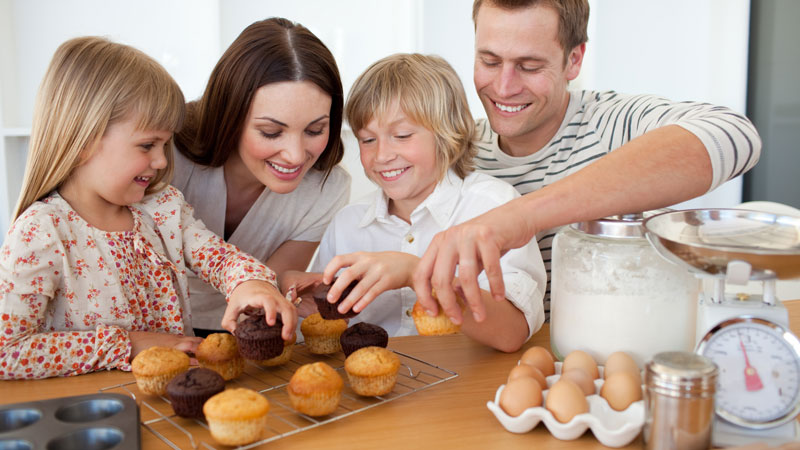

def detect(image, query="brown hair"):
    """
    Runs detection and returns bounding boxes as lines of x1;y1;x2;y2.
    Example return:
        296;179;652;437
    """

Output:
14;36;184;220
345;53;476;181
174;17;344;181
472;0;589;64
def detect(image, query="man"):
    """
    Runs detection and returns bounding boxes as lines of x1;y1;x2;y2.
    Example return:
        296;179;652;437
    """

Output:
413;0;761;327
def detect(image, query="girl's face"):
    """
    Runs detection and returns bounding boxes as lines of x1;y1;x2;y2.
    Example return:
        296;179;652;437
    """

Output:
357;101;439;222
64;115;170;212
235;80;332;194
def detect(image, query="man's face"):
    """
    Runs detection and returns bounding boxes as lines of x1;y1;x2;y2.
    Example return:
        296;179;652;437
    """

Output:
474;3;583;155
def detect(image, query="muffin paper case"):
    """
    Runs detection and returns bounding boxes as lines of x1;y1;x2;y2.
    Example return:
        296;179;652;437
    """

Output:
486;362;645;448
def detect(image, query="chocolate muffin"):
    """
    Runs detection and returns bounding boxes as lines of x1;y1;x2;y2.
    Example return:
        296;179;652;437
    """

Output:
234;312;285;360
313;278;360;320
339;322;389;357
166;368;225;419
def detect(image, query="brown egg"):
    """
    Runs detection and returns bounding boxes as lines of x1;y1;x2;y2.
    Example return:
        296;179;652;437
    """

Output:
508;364;548;390
562;350;599;379
520;346;555;377
560;368;595;396
545;379;589;423
604;351;641;385
600;371;643;411
499;377;543;416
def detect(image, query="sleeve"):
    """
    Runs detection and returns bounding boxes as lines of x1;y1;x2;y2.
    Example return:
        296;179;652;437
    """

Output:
290;167;351;242
591;92;761;191
0;209;131;379
174;189;278;298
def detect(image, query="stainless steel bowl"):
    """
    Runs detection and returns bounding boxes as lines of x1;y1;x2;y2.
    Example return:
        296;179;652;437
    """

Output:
643;209;800;280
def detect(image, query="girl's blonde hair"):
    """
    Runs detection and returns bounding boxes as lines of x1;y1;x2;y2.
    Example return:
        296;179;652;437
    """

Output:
13;36;185;220
345;53;476;180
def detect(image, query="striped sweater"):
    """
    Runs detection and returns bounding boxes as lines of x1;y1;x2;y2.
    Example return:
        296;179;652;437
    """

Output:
474;90;761;313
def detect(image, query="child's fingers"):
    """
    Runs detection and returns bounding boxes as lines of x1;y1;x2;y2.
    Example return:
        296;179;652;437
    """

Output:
323;253;356;284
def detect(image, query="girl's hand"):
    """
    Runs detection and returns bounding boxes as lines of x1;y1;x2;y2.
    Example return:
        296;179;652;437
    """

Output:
222;280;297;340
322;251;419;315
129;331;203;360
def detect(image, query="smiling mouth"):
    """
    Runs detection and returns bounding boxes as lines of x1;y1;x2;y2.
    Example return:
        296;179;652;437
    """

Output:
267;161;301;174
494;101;530;113
134;176;151;184
380;167;408;178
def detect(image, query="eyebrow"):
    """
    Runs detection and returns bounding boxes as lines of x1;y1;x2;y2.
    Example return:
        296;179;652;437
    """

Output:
477;49;548;64
254;115;330;127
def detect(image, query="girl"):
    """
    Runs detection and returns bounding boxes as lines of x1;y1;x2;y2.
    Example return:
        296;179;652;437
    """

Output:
307;54;547;352
171;18;351;336
0;37;295;380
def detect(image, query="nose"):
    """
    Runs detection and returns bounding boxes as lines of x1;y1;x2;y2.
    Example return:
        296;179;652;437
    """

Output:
280;134;306;166
494;63;522;98
151;144;168;170
374;139;396;164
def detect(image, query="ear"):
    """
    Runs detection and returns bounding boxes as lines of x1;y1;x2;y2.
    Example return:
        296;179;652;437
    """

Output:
565;43;586;81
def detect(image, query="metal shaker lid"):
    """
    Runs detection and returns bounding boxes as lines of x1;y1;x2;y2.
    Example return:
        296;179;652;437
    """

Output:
645;351;718;398
569;209;672;239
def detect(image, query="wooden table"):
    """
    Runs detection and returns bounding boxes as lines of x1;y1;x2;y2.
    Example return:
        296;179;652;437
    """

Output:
3;300;800;449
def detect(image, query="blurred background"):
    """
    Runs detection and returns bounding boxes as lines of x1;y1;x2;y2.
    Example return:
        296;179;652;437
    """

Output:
1;0;796;242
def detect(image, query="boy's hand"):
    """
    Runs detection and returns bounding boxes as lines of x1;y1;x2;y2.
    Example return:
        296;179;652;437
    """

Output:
323;251;419;315
222;280;297;340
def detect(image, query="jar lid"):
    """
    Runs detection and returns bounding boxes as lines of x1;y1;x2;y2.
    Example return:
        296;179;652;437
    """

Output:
645;351;718;396
570;210;670;239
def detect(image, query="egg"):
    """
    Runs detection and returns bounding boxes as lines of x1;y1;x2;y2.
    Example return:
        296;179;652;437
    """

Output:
508;364;548;390
499;377;543;416
560;368;595;396
562;350;599;379
604;351;641;385
520;346;555;376
600;371;643;411
545;379;589;423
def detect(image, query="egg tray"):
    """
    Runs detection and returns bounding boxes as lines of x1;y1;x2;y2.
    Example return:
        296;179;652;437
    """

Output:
486;362;644;448
0;393;140;450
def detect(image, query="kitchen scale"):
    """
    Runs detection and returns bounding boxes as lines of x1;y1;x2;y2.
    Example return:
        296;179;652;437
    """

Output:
644;208;800;446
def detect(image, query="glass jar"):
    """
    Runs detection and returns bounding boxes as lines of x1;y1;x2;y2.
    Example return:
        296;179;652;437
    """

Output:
550;213;700;367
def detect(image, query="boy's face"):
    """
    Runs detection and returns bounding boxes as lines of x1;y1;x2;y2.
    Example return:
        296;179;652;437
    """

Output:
356;101;439;222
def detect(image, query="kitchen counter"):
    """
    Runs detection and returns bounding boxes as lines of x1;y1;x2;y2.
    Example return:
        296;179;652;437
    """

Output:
3;300;799;449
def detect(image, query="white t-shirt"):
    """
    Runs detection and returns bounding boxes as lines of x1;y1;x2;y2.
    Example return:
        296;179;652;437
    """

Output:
311;170;546;338
173;151;351;329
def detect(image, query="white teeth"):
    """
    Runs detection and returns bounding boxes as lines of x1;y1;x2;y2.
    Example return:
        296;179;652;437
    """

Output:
495;102;528;113
135;176;149;182
381;168;405;178
268;162;300;174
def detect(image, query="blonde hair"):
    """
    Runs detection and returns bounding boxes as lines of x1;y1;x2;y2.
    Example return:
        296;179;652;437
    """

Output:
13;36;185;220
345;53;476;180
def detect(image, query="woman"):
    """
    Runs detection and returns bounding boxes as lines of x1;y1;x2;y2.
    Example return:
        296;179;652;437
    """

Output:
173;17;350;336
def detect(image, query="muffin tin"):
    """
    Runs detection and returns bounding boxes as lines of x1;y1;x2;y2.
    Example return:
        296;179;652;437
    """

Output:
486;362;644;448
0;393;140;450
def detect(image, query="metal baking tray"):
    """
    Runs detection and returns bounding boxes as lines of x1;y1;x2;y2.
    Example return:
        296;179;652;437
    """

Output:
0;392;140;450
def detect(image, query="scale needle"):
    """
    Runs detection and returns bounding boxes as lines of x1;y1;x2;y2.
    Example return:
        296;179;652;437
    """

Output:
740;337;764;392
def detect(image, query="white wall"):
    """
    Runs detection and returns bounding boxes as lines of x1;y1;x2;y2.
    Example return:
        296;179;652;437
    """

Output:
0;0;752;239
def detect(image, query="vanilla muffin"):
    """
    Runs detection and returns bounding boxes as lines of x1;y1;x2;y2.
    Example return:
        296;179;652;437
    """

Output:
254;333;297;367
196;333;245;380
344;346;400;396
300;313;347;354
203;388;269;446
287;362;343;416
411;301;460;336
131;347;190;396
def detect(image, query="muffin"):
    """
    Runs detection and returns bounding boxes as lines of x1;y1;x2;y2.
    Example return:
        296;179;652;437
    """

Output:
196;333;245;380
287;362;343;417
254;332;297;367
339;322;389;357
131;346;190;396
234;312;285;360
300;313;347;354
203;388;269;446
411;300;460;336
344;346;400;396
312;278;359;319
166;368;225;419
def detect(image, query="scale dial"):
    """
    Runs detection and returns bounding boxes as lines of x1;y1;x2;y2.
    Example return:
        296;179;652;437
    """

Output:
696;316;800;429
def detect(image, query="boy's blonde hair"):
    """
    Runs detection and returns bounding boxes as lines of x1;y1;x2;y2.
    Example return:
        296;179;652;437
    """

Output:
345;53;476;180
13;36;185;220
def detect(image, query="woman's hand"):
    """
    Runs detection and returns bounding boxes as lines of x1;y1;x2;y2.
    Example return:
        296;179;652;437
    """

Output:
281;270;324;318
129;331;203;359
222;280;297;340
322;251;419;315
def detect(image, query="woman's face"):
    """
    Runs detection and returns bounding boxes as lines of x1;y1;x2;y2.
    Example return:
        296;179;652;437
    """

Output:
236;80;332;194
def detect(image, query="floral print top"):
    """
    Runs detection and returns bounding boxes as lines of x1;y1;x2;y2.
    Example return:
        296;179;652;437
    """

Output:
0;186;276;379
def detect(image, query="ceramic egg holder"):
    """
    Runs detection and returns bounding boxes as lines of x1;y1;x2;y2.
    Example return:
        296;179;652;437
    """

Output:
486;362;644;448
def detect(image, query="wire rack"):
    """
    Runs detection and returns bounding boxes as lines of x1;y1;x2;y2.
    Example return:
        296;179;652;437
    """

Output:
99;343;458;449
